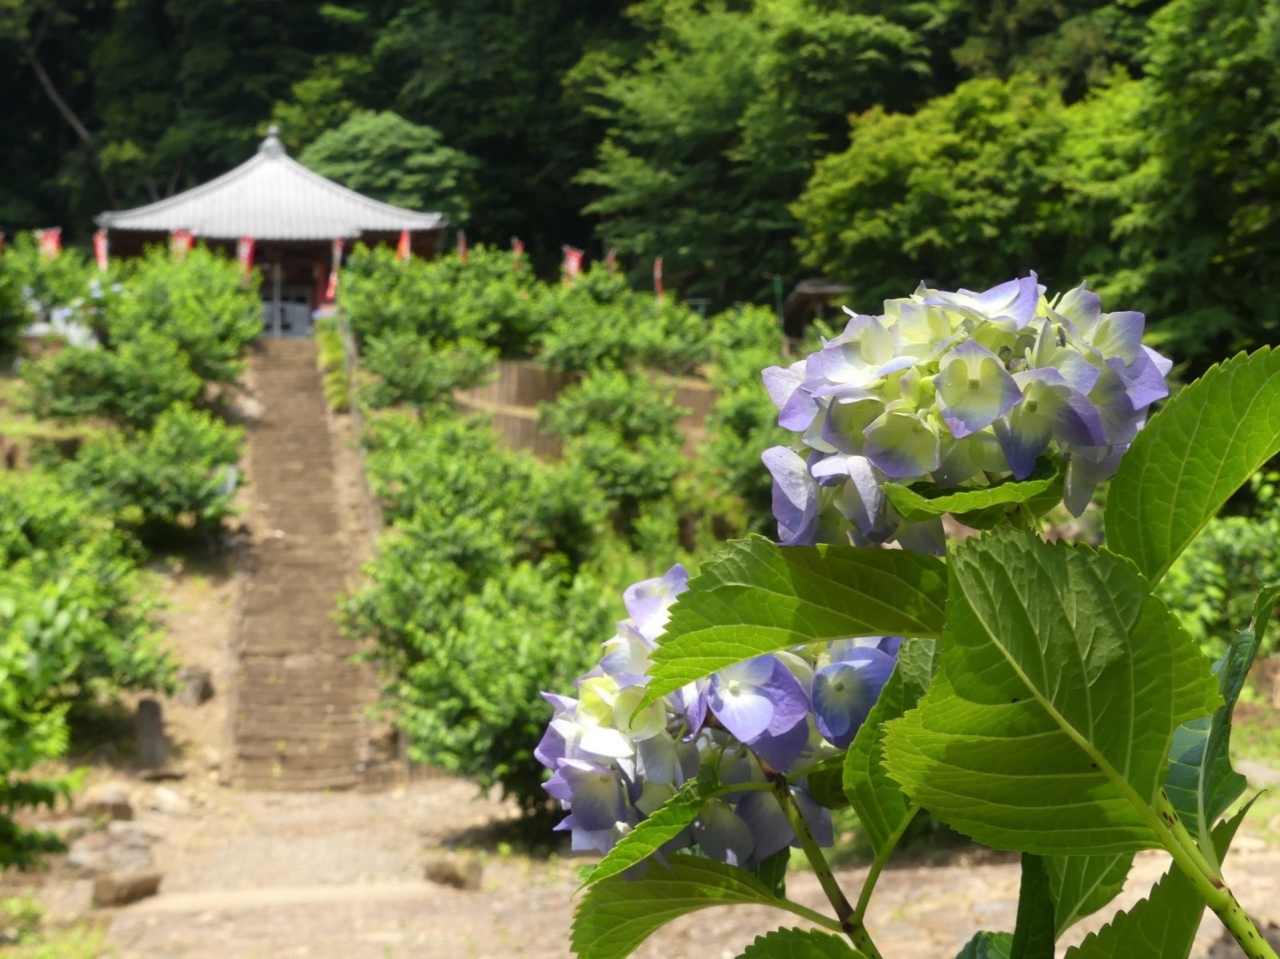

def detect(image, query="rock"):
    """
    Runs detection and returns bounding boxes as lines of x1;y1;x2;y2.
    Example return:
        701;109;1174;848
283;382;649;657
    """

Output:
201;745;222;771
177;665;215;707
92;870;162;906
146;786;189;816
1236;759;1280;789
424;853;483;891
64;821;156;878
48;817;93;842
136;698;166;769
77;782;133;822
38;880;95;927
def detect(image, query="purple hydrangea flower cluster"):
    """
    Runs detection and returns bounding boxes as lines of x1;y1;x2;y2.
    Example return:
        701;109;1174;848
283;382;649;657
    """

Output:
538;565;898;864
762;276;1172;547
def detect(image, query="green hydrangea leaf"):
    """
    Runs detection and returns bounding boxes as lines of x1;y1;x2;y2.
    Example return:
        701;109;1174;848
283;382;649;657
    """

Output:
572;856;797;959
1062;802;1249;959
842;637;938;855
882;457;1062;528
745;848;791;899
1164;584;1280;863
883;531;1221;855
955;932;1013;959
641;536;947;705
736;927;867;959
1045;853;1134;939
1011;854;1055;959
1106;347;1280;586
584;768;715;888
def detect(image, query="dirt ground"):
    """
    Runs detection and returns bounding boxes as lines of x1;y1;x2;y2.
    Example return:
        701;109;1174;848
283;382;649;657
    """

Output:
26;774;1274;959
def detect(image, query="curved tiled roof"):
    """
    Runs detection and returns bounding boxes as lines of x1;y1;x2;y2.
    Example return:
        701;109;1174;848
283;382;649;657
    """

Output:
96;128;447;240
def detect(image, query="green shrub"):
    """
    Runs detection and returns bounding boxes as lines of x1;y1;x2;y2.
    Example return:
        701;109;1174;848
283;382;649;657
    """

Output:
536;265;709;374
0;470;173;867
55;404;242;539
341;411;625;814
106;247;261;385
21;327;202;428
1159;471;1280;658
700;305;790;533
360;331;495;409
540;369;687;535
340;245;541;357
313;316;351;412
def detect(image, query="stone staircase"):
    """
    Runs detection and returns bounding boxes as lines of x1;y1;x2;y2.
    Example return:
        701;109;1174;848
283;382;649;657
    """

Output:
229;338;376;790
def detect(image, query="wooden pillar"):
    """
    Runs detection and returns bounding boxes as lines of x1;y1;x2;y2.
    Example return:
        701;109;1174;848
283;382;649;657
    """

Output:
272;261;282;338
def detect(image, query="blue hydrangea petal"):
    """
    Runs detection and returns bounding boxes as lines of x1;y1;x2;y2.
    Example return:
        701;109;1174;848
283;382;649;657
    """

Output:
691;800;755;867
761;446;819;545
734;791;795;863
810;649;895;748
749;717;811;772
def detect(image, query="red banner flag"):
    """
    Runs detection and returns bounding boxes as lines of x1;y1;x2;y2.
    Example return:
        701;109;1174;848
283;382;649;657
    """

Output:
325;238;344;303
511;237;524;271
563;246;584;284
93;230;109;273
236;237;256;277
457;230;467;263
397;230;411;262
171;229;194;258
37;228;61;260
654;256;664;301
0;232;6;254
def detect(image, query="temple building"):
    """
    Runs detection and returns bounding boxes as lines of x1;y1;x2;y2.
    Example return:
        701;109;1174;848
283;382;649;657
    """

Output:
95;126;447;336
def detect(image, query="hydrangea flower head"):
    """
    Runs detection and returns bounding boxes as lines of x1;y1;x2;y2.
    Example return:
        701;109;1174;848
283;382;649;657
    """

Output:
762;276;1171;544
537;566;901;865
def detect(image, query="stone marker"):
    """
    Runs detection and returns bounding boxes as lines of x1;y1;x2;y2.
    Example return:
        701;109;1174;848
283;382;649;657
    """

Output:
177;666;215;707
137;698;166;769
424;853;483;891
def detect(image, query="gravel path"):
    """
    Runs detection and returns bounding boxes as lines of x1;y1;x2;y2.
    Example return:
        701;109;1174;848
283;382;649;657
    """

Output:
95;776;1280;959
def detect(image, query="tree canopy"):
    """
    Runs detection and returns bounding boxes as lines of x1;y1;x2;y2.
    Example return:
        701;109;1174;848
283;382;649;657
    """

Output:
3;0;1279;358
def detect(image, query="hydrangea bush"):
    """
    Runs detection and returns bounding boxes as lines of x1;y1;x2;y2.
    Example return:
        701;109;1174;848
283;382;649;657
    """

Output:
543;276;1280;959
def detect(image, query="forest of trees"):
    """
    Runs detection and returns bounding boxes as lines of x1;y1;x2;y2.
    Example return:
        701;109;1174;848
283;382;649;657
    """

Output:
3;0;1278;361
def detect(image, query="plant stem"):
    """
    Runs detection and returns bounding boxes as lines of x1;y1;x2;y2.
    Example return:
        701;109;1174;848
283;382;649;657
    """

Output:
853;802;919;924
774;780;884;959
1152;793;1278;959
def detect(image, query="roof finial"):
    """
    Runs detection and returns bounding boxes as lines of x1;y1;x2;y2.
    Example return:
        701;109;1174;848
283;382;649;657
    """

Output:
259;125;286;158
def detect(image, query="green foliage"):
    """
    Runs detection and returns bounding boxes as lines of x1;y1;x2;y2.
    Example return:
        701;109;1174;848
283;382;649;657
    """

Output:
1159;476;1280;655
340;411;625;812
571;856;795;959
313;316;351;412
737;928;865;959
541;369;685;529
361;331;495;410
1062;807;1246;959
1046;854;1134;940
1164;586;1280;866
103;247;261;386
300;110;477;224
841;638;937;855
0;469;173;868
642;537;947;705
795;76;1073;307
883;532;1221;855
19;247;257;429
20;328;202;429
586;769;714;888
1010;855;1056;959
700;306;789;534
882;457;1064;528
575;0;934;304
1106;348;1280;586
55;403;242;538
956;933;1014;959
536;265;708;374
